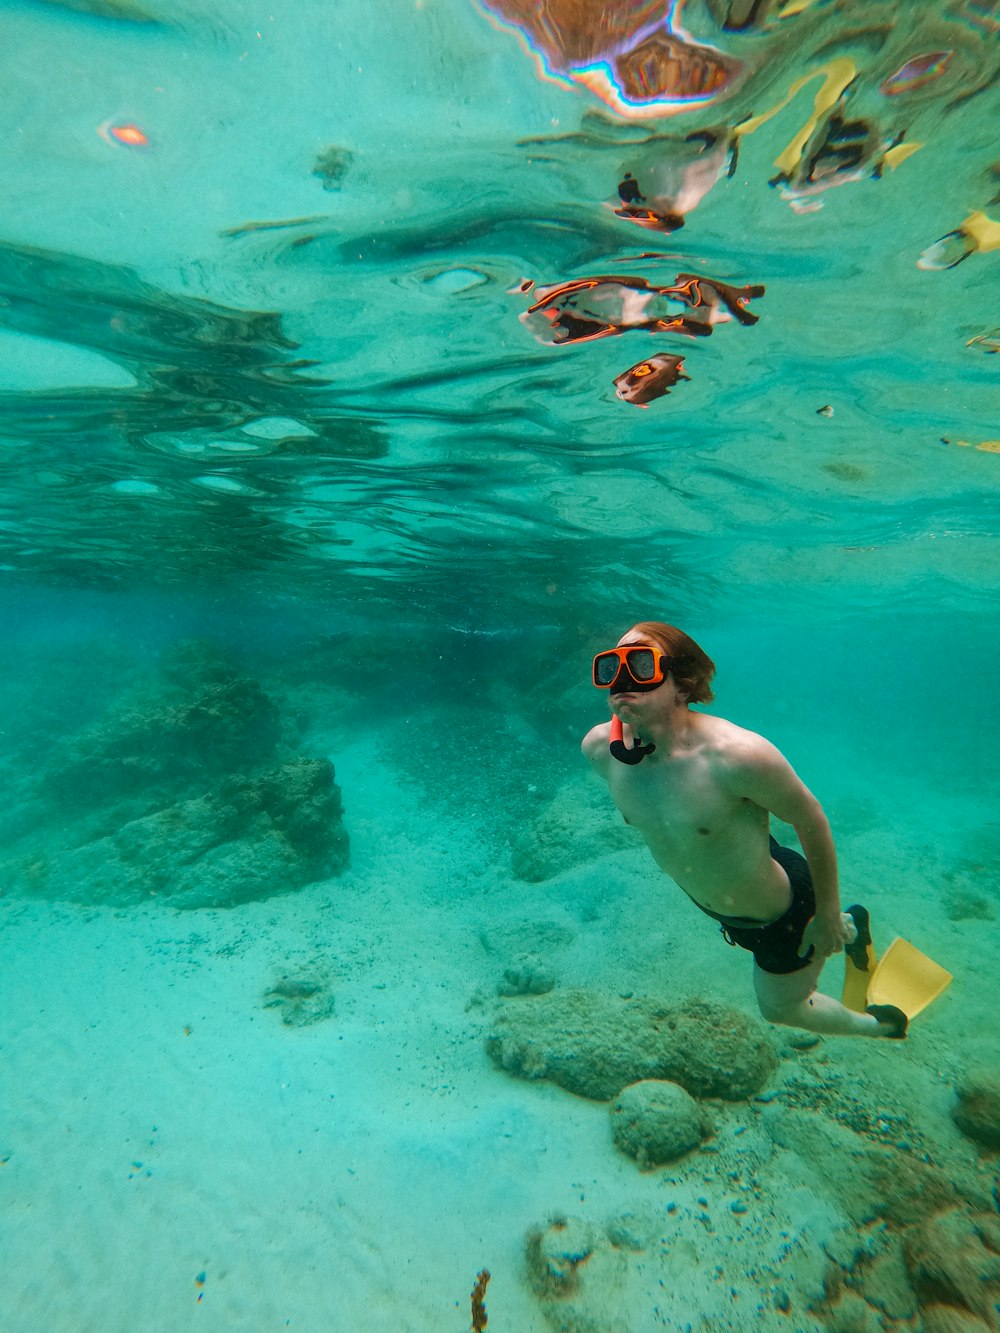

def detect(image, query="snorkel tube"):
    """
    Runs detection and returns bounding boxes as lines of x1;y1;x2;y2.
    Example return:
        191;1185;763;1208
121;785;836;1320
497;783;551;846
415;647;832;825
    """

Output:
610;713;655;765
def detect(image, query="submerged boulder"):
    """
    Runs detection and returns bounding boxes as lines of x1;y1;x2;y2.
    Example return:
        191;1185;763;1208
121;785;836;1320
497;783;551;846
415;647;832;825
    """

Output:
4;641;350;909
762;1103;962;1227
611;1079;709;1167
11;758;348;909
43;665;283;824
525;1216;629;1333
486;989;776;1101
903;1210;1000;1325
951;1067;1000;1148
920;1307;994;1333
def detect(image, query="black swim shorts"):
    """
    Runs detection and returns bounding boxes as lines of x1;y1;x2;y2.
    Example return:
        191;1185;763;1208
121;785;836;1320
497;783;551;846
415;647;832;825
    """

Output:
696;837;817;975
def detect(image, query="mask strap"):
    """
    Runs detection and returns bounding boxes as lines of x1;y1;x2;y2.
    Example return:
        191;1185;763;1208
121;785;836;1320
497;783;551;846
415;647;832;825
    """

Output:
610;713;655;765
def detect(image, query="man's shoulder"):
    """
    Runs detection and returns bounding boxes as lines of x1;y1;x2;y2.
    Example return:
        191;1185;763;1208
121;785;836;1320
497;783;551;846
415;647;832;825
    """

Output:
699;713;784;768
581;722;612;765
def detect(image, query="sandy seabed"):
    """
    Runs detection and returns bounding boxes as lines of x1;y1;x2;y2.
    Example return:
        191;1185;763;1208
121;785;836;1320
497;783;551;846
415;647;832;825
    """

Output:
2;726;995;1333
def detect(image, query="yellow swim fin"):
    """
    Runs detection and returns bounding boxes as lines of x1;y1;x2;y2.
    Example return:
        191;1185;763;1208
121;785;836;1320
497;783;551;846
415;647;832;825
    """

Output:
867;937;953;1019
842;904;877;1012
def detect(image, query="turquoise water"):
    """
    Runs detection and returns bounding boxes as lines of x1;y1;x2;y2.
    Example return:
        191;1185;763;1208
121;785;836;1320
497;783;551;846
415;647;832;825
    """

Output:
2;2;999;1331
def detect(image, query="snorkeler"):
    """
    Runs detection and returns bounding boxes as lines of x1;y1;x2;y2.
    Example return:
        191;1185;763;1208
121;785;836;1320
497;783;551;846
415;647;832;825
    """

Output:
581;621;909;1039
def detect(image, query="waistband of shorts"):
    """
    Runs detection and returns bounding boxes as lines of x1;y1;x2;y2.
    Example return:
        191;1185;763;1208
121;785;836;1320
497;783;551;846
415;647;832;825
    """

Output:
684;892;782;930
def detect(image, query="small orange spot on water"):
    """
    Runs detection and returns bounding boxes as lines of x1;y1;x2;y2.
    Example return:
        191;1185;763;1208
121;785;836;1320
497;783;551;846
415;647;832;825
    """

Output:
99;121;149;147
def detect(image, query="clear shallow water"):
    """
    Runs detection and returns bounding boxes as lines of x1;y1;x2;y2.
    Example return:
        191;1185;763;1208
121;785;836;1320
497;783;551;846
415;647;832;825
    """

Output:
2;0;998;625
2;2;999;1331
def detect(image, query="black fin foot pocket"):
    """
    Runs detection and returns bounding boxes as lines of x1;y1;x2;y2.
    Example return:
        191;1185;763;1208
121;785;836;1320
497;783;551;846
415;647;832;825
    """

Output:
844;904;872;970
866;1003;908;1039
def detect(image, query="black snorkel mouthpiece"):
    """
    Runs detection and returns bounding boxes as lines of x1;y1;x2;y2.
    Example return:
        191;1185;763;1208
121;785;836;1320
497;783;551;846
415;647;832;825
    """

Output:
610;714;655;764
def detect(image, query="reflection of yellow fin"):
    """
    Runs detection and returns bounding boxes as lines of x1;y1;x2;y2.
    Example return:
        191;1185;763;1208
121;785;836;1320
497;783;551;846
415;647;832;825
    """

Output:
868;938;952;1019
950;438;1000;453
961;211;1000;254
733;58;857;176
884;141;923;170
842;904;876;1013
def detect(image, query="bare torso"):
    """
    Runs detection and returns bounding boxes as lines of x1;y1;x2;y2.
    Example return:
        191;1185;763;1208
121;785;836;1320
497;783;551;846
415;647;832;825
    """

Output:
585;712;793;921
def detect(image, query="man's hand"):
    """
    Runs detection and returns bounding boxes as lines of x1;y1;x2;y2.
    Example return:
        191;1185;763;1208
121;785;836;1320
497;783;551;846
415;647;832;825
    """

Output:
799;910;853;960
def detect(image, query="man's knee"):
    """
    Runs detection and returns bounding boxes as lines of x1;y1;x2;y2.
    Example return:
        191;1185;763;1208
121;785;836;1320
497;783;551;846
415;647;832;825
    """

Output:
757;997;800;1023
756;994;807;1026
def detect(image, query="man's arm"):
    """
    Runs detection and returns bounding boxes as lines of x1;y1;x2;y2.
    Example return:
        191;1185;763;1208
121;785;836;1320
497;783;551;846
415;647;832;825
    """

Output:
723;737;849;957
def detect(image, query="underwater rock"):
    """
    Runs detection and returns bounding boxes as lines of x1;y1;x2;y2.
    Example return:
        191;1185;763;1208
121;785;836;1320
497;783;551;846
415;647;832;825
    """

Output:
497;957;557;997
44;653;282;823
951;1068;1000;1148
312;145;354;190
902;1210;1000;1324
762;1104;961;1227
4;641;352;910
11;758;348;909
822;1221;911;1306
525;1216;629;1333
822;1292;884;1333
858;1234;920;1320
610;1079;708;1167
509;779;636;882
920;1306;994;1333
527;1217;596;1299
486;989;776;1102
263;971;335;1026
603;1214;647;1253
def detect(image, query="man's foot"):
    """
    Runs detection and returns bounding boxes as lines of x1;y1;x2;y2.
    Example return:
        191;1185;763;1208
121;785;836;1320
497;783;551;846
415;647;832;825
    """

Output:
844;904;872;969
866;1003;908;1038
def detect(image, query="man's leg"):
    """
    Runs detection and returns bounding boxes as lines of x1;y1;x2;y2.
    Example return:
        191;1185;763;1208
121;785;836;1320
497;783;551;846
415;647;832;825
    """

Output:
753;959;895;1037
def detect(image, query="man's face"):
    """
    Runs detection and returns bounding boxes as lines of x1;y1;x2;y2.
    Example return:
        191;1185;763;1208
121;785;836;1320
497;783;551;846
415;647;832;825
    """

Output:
608;630;682;721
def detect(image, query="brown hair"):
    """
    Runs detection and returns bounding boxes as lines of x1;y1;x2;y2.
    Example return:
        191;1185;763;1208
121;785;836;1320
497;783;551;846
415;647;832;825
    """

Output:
628;621;716;704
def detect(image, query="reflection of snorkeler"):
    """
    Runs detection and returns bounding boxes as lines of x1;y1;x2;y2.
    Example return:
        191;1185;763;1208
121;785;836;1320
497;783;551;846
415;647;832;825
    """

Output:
583;622;909;1039
615;128;738;233
787;112;879;184
521;272;765;346
733;56;922;213
776;114;913;212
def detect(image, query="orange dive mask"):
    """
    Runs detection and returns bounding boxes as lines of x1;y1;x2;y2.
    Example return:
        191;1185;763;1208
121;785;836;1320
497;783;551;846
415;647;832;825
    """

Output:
592;644;668;691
